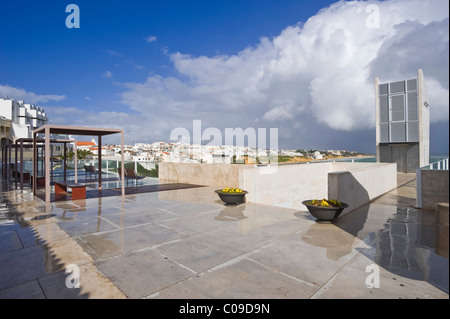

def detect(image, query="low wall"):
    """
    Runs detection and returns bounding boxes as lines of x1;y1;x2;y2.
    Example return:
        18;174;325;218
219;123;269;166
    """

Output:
328;163;397;214
420;170;449;210
240;162;333;208
159;162;241;188
159;161;398;212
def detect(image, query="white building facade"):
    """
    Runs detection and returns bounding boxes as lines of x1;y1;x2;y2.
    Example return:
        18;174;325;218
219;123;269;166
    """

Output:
0;98;48;141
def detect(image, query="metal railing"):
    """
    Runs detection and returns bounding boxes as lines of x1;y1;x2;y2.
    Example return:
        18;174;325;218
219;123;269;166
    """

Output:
427;157;449;170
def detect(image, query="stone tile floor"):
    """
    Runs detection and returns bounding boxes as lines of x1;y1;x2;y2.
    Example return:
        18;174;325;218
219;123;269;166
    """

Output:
0;175;448;299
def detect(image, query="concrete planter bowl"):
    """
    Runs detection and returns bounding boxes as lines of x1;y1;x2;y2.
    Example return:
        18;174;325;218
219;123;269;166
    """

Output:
215;189;248;205
302;200;349;223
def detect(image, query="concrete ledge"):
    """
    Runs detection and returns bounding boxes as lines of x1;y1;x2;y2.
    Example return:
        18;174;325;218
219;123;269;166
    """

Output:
160;161;398;211
328;163;397;214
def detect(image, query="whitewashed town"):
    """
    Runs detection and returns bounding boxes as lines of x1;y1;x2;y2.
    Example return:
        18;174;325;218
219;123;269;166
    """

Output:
0;97;369;166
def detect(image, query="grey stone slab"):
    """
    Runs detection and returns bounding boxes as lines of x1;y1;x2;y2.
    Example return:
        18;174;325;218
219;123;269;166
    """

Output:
150;258;317;299
116;198;184;212
219;206;313;243
0;220;22;233
16;223;69;248
78;223;187;260
38;263;126;299
311;252;449;299
155;229;262;273
53;205;130;222
38;270;90;299
159;202;223;216
157;210;228;236
102;209;177;228
222;218;312;246
0;245;60;290
58;216;118;237
96;248;195;299
0;230;23;254
0;280;45;299
83;196;129;209
248;223;369;286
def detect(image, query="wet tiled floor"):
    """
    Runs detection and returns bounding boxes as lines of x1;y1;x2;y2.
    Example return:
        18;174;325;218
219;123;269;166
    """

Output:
0;175;448;299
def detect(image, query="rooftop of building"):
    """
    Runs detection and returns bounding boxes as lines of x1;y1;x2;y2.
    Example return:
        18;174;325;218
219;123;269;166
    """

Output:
0;171;448;301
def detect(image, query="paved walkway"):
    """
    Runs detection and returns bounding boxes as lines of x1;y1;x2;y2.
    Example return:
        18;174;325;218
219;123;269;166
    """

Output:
0;174;448;299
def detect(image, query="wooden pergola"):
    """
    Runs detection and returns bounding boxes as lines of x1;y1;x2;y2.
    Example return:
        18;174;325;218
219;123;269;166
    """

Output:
13;137;74;189
33;125;125;203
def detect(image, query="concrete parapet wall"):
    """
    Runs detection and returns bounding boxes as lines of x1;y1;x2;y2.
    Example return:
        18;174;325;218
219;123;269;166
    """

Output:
328;163;397;214
420;170;449;210
160;161;398;211
240;162;333;208
159;162;241;188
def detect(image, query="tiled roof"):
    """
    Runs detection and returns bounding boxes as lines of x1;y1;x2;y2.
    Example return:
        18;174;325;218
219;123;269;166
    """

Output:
76;141;96;146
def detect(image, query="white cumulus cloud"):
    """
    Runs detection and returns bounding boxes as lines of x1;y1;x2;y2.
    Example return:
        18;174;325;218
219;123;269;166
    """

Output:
119;0;448;147
0;84;66;104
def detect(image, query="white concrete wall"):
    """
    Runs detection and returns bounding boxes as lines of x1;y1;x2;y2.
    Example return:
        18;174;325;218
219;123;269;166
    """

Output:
240;162;333;208
159;162;398;212
241;162;397;210
328;163;397;214
0;99;13;120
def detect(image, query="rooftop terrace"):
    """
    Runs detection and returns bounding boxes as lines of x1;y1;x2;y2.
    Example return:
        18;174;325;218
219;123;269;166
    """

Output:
0;173;448;302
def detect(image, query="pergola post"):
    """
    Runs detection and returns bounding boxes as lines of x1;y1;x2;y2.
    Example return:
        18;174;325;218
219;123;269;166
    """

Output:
1;146;3;178
33;132;37;195
45;126;51;203
8;144;11;180
63;142;67;181
98;135;102;190
14;142;18;188
121;130;125;197
74;141;77;184
40;146;44;175
20;140;24;189
50;145;53;185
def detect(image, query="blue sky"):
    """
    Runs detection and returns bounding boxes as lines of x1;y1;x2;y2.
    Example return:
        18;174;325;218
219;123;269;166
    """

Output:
1;0;334;111
1;0;449;154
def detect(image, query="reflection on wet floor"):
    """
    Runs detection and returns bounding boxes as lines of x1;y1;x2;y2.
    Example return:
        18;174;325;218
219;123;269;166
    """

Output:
215;205;248;221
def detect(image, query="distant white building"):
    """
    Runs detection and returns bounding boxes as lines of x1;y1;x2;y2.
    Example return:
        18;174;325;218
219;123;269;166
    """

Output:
212;154;232;164
313;151;324;160
0;98;48;141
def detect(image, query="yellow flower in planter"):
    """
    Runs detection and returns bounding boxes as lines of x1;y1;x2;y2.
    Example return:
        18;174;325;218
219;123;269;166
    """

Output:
310;199;343;208
221;187;243;193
